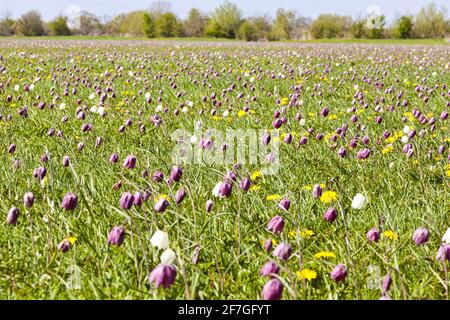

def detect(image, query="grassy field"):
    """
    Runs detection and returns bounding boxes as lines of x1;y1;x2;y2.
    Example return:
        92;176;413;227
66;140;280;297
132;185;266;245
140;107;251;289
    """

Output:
1;36;449;45
0;40;449;300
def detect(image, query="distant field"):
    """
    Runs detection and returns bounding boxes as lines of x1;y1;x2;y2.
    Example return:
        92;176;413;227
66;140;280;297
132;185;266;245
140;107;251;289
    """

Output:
0;36;448;45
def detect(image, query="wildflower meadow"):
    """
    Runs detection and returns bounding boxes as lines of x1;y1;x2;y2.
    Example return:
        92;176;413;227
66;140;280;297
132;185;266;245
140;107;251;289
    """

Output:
0;39;449;300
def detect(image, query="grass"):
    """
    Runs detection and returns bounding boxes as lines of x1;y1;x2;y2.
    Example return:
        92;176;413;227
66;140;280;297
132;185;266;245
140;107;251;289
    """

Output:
0;36;448;45
0;41;449;300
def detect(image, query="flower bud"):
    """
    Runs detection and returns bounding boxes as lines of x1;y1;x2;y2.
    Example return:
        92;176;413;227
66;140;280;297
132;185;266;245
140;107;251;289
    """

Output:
123;155;136;169
366;228;380;242
61;192;78;211
260;261;280;277
108;226;125;246
119;191;134;210
273;243;292;261
330;264;347;282
323;207;337;222
148;264;177;288
267;216;285;235
262;278;283;300
6;207;20;225
23;192;35;208
412;227;429;245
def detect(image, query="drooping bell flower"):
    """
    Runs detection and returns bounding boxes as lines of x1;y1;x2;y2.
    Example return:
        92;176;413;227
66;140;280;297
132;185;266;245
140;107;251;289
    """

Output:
261;278;283;300
412;227;429;245
119;192;134;210
278;198;290;211
366;228;380;242
168;166;183;184
352;193;367;209
150;230;169;250
239;178;251;191
62;156;70;167
6;207;20;225
33;166;46;180
174;188;186;204
273;243;292;261
330;264;347;282
312;184;322;198
154;198;169;213
108;226;126;246
323;207;337;222
61;192;78;211
205;200;214;212
133;192;143;207
152;171;164;182
148;264;177;288
23;192;35;208
123;155;136;169
267;216;285;235
109;153;119;163
357;148;371;160
260;261;280;278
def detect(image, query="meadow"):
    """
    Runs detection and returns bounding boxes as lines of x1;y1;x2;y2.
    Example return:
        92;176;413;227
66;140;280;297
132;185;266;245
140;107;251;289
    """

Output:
0;39;449;300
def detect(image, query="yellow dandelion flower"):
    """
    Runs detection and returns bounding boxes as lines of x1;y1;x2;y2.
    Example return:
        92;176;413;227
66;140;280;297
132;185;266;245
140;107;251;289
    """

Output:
67;236;77;245
329;114;337;120
280;97;289;106
296;269;317;281
308;112;315;117
288;230;297;239
155;194;171;203
320;191;338;204
212;116;222;121
266;194;282;201
251;171;262;181
249;185;261;192
382;145;394;155
300;229;315;238
237;110;247;117
314;251;336;259
382;230;398;241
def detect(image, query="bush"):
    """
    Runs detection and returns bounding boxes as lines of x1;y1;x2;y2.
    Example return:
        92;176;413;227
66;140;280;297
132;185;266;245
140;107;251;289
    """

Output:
310;14;352;39
392;16;413;39
49;16;71;36
237;20;258;41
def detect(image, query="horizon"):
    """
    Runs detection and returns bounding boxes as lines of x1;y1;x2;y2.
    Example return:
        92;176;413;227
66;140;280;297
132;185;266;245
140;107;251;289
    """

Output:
1;0;448;23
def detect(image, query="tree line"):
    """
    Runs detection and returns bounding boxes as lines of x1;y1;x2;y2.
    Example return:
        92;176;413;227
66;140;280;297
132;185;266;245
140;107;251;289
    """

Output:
0;1;449;40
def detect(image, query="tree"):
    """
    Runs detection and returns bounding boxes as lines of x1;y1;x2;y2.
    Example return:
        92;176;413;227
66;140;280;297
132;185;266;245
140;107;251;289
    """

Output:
252;15;271;40
143;12;156;38
237;19;258;41
49;16;71;36
74;11;103;35
155;12;180;37
351;19;367;38
367;15;385;39
392;15;413;38
206;1;242;38
413;3;447;38
269;9;296;40
183;8;209;37
15;10;45;36
0;11;15;36
310;14;352;39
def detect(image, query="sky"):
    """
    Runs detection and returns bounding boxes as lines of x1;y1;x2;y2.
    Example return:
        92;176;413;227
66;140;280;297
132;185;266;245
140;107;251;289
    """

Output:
1;0;448;22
